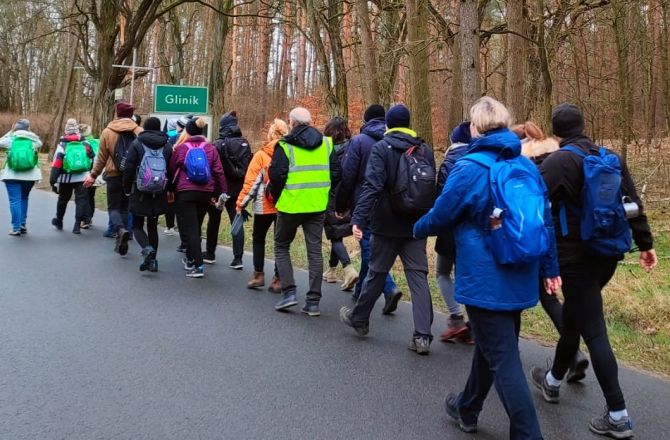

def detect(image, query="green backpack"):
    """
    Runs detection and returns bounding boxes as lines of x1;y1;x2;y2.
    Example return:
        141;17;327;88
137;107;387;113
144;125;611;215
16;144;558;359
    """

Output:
63;141;92;173
87;138;100;156
7;137;37;171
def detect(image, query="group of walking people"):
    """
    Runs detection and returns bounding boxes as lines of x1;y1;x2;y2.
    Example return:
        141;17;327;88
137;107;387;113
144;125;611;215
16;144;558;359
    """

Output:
1;96;657;439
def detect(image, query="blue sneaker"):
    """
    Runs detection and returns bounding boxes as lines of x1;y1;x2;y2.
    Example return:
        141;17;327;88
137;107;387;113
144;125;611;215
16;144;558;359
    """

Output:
301;303;321;317
275;293;298;311
445;393;477;434
185;265;204;278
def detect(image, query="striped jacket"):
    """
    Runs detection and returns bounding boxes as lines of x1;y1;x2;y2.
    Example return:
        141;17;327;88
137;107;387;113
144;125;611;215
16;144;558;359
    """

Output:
236;140;277;215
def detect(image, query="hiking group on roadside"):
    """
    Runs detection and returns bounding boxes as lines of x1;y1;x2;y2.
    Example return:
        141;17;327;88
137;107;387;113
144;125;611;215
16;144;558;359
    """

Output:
1;96;658;440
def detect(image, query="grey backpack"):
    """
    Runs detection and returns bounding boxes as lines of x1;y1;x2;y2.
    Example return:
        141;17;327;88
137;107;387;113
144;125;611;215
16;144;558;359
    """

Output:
136;145;167;194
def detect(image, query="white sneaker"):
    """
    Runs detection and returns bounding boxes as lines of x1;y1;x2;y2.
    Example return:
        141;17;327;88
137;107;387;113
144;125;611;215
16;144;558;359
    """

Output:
163;228;176;236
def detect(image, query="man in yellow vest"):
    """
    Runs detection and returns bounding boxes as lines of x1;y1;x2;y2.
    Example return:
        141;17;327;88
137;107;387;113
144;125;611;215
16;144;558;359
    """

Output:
268;107;341;316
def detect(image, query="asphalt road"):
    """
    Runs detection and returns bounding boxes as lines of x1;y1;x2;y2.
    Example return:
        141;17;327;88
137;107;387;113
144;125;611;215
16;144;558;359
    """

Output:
1;188;668;440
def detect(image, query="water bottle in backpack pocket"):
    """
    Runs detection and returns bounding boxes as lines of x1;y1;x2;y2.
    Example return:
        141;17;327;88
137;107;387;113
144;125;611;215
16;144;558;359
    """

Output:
465;152;550;265
390;144;437;215
136;145;167;193
559;146;632;256
184;143;211;184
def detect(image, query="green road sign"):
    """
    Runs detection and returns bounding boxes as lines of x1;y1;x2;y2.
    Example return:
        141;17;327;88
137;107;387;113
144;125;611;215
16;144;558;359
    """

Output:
154;84;208;114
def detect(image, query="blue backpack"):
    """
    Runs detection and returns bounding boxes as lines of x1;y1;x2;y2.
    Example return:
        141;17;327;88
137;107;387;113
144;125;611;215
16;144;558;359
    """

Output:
465;152;550;265
184;143;211;184
560;146;632;256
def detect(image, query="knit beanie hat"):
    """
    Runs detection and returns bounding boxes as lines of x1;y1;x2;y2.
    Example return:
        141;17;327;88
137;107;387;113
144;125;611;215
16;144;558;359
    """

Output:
143;117;161;132
14;119;29;131
186;117;207;136
64;118;79;135
551;103;585;138
115;101;135;119
166;118;178;132
450;121;472;144
386;104;411;129
364;104;385;122
177;114;194;129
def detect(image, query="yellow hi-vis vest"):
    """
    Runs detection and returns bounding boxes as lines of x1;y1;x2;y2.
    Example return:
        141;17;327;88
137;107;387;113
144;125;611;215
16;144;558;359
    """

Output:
275;136;333;214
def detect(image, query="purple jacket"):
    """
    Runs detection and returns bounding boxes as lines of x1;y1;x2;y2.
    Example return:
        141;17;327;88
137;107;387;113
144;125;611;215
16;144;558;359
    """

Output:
169;136;228;195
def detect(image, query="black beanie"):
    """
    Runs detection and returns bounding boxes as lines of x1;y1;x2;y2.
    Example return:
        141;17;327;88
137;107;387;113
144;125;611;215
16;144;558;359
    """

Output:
552;103;585;138
186;118;205;136
364;104;385;122
386;104;411;129
143;117;161;132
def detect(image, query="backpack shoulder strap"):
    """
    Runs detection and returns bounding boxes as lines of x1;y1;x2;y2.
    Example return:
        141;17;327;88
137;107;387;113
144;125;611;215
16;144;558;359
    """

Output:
462;151;496;169
561;145;587;158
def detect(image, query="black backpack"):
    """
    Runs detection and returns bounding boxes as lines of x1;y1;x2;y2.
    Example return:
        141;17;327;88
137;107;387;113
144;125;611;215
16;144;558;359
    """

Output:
216;137;252;180
113;131;136;172
390;143;437;215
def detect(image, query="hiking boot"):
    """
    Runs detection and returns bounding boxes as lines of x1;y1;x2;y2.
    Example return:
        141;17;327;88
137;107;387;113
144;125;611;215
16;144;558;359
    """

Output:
275;293;298;311
382;289;403;315
185;265;204;278
301;303;321;317
20;225;27;234
203;252;216;264
72;222;81;235
341;265;359;291
115;228;130;256
182;257;195;271
52;217;63;231
339;306;368;336
322;266;337;283
229;257;243;270
408;335;431;355
248;271;265;289
140;246;155;272
589;410;634;439
268;276;282;294
440;315;469;343
530;366;560;403
566;350;589;383
444;393;478;434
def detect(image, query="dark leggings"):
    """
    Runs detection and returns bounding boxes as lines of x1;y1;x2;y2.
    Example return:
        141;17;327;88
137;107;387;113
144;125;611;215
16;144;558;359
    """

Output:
252;213;278;276
540;287;563;332
85;186;96;222
199;203;222;256
132;215;159;252
550;258;625;411
165;203;176;229
328;239;351;267
177;191;210;266
56;182;88;223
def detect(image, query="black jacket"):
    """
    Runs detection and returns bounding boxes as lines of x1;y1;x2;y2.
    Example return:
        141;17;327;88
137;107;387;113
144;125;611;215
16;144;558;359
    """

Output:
122;130;172;218
212;113;252;197
540;135;653;265
352;130;436;238
267;124;341;207
325;141;352;240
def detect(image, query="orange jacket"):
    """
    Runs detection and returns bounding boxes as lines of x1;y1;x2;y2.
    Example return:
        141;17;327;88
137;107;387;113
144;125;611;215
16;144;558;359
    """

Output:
236;140;277;215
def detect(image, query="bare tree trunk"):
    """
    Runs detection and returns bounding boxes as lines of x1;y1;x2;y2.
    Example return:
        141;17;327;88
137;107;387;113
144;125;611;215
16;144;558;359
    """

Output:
209;0;233;116
460;0;481;115
613;0;633;161
47;37;79;156
407;0;433;145
506;0;527;123
356;0;380;105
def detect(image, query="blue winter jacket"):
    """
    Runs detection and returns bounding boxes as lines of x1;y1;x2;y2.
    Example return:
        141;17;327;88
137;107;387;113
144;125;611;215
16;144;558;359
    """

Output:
413;128;559;312
335;117;386;212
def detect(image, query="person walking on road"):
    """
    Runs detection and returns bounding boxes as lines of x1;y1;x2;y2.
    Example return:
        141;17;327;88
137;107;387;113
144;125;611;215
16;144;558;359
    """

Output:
122;117;172;273
268;107;340;317
236;118;289;292
49;119;95;234
84;101;142;256
339;104;436;354
0;118;42;236
413;97;561;439
530;103;657;439
322;117;358;291
335;104;403;314
168;117;228;278
210;111;252;268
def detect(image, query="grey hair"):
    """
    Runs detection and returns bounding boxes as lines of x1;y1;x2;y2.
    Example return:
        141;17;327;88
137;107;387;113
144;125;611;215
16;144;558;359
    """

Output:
288;107;312;126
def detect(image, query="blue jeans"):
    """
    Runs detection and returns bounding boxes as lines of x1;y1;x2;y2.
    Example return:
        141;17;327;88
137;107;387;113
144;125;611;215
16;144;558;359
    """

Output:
457;306;542;440
4;180;34;231
353;227;397;300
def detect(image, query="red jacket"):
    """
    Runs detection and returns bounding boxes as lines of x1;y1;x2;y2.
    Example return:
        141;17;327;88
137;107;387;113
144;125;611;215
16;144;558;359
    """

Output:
169;136;228;195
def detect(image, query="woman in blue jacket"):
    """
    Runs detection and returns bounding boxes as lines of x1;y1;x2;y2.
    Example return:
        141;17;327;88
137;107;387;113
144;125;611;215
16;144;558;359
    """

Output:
414;97;561;440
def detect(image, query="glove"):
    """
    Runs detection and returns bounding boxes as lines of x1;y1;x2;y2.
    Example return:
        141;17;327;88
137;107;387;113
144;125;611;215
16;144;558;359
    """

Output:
240;209;251;222
51;185;59;194
215;193;230;210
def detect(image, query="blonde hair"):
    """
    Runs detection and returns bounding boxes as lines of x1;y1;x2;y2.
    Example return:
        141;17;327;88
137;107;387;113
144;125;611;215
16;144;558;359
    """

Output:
267;118;289;142
469;97;512;134
194;117;207;129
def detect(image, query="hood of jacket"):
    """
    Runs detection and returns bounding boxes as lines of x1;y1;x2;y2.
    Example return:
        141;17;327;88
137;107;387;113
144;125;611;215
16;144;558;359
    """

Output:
283;124;323;150
10;130;41;143
468;128;521;158
521;137;559;159
218;112;243;138
383;127;422;151
107;118;140;133
138;130;168;149
360;118;386;141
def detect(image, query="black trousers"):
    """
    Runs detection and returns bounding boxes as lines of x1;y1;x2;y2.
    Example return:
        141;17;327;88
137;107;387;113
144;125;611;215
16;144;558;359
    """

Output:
105;176;129;232
133;215;159;253
550;258;625;411
252;213;277;274
85;186;96;222
165;202;176;229
225;197;244;259
200;203;222;256
56;182;88;223
177;191;210;266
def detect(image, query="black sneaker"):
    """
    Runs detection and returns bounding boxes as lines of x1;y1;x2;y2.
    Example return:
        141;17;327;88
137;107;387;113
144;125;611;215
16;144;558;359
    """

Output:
408;335;431;355
530;366;560;403
301;303;321;317
339;307;368;336
176;244;187;253
140;246;155;272
72;223;81;235
149;258;158;273
182;257;195;271
382;289;402;315
20;225;27;234
229;258;243;270
566;350;589;383
185;265;204;278
444;393;477;434
589;410;634;439
203;252;216;264
115;228;130;256
52;217;63;231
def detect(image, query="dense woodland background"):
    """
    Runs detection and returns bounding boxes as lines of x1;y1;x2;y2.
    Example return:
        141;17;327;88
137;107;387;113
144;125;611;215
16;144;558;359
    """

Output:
1;0;670;157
